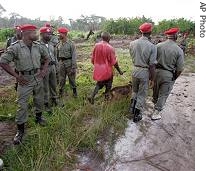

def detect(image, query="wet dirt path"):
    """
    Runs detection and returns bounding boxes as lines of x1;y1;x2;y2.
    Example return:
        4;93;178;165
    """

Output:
104;74;195;171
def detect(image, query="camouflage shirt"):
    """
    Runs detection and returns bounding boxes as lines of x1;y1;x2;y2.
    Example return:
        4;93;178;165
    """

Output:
56;40;77;68
156;39;184;72
0;40;48;71
129;36;157;68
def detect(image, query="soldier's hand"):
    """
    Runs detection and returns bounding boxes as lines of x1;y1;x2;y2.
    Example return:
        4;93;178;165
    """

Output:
17;75;29;86
149;80;154;89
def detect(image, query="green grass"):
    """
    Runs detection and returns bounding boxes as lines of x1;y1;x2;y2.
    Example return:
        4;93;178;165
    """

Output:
0;44;132;171
0;40;195;170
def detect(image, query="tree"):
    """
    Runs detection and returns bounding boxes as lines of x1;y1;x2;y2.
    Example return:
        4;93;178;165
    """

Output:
0;4;6;17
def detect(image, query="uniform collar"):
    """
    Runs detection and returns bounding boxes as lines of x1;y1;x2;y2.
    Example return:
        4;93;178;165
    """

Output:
140;36;150;41
166;39;176;44
19;40;38;47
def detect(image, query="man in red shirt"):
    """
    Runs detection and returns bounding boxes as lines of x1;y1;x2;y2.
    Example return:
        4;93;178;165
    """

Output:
88;32;123;104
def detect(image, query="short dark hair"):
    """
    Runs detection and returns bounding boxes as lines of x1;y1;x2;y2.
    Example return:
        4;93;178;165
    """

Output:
101;32;110;41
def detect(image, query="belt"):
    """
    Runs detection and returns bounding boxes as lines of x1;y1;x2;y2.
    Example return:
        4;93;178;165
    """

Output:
59;57;71;61
156;65;174;73
134;65;148;68
20;69;38;75
49;61;56;65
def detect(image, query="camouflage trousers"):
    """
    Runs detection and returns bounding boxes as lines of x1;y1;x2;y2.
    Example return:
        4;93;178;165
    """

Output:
131;68;149;112
59;62;76;97
153;69;175;111
16;74;44;124
43;65;57;107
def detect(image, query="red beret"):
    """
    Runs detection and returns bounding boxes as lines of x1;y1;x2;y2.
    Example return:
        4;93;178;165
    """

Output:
45;23;51;28
40;27;52;33
164;28;179;35
21;24;37;31
58;27;69;34
139;23;152;33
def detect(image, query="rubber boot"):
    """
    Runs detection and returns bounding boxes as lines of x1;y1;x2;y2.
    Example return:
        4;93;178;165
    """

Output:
133;108;142;123
35;113;47;126
51;98;58;107
129;99;137;114
73;88;78;98
13;123;25;145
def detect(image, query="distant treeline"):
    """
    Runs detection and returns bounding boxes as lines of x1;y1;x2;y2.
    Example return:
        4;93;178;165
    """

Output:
103;17;195;35
0;14;194;42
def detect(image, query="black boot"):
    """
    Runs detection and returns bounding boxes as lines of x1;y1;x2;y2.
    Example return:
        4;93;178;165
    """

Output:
59;89;63;98
51;98;58;106
35;113;47;126
133;108;142;123
73;88;78;98
13;123;25;145
129;99;137;114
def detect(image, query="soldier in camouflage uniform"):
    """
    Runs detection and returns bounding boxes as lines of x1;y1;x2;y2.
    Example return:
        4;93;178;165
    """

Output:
45;23;60;85
56;27;77;99
39;27;58;113
0;24;49;145
151;28;184;120
129;23;157;122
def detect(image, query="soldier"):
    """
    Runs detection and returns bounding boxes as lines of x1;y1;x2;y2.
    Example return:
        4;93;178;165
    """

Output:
56;27;78;98
6;26;22;48
87;32;123;104
129;23;157;122
0;24;49;145
39;27;58;113
44;23;60;85
151;28;184;120
44;23;59;47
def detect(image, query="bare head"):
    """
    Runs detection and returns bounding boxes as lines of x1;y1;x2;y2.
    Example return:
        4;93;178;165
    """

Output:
101;32;111;42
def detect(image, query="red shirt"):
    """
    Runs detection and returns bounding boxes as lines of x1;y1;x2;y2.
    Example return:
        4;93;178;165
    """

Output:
91;41;117;81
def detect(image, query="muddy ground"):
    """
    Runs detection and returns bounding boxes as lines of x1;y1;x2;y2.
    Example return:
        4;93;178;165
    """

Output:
75;74;195;171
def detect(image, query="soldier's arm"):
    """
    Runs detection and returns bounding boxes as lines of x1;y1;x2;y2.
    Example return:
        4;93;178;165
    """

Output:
175;50;185;80
0;47;29;85
40;45;50;77
149;45;157;81
71;43;77;69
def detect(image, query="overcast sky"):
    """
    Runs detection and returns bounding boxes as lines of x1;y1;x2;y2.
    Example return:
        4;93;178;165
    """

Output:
1;0;195;24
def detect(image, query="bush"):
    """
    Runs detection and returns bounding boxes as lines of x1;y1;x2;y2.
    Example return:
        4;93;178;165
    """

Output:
103;17;195;35
0;28;14;42
103;17;153;35
154;18;195;34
